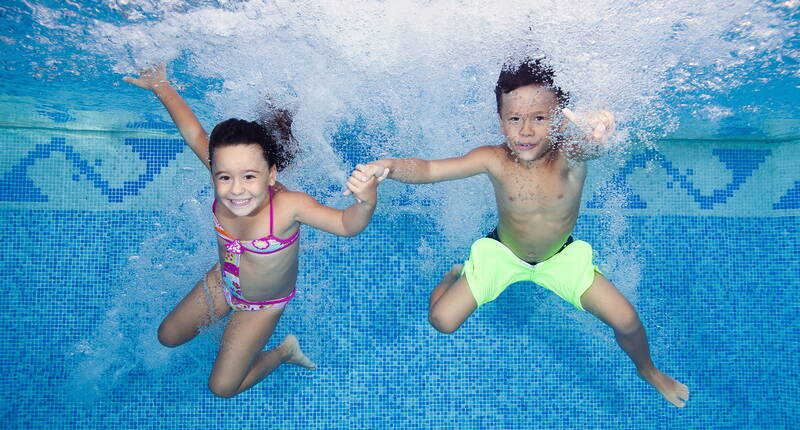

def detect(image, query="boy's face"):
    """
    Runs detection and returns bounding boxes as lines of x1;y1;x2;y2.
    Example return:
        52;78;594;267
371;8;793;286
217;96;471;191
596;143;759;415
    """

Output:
211;143;275;217
498;84;560;163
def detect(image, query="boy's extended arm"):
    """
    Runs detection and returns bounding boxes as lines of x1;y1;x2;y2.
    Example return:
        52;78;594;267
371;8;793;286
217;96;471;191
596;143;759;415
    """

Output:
124;65;211;170
368;146;493;184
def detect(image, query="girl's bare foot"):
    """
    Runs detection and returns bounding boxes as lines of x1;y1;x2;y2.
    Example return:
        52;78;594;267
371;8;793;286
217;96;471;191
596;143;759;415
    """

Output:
279;334;316;370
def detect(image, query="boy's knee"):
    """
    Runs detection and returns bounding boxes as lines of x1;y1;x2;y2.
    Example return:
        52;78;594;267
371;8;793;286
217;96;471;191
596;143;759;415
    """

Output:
612;309;642;336
208;377;239;399
428;310;459;334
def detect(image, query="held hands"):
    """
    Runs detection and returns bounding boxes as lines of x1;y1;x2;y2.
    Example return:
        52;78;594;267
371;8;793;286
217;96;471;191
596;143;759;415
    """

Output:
122;64;169;91
561;108;615;145
343;163;390;205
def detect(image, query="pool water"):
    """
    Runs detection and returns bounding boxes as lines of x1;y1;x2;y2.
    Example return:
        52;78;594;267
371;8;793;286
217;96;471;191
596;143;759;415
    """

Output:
1;1;798;428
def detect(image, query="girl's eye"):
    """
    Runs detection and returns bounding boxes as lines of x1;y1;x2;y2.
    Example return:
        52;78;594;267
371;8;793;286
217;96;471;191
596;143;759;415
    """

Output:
245;175;257;180
217;175;230;181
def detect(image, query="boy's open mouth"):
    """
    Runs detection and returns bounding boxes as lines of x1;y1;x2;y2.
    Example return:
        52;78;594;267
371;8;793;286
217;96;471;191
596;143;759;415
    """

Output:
516;143;537;151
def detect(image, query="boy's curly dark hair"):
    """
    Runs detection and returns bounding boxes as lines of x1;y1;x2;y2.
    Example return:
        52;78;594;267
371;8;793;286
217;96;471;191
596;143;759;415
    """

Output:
495;58;570;113
208;109;296;171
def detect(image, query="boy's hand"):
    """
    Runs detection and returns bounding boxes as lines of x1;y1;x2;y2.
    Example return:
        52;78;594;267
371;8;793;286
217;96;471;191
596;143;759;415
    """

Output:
562;108;615;145
123;64;169;91
343;163;389;197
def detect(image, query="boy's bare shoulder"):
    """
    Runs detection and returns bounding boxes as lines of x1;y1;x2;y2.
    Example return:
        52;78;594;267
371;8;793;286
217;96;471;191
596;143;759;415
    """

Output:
469;144;505;155
468;144;506;164
469;144;510;171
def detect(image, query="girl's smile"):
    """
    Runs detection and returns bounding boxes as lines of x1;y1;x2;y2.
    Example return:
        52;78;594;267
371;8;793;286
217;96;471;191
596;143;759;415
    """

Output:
211;143;275;217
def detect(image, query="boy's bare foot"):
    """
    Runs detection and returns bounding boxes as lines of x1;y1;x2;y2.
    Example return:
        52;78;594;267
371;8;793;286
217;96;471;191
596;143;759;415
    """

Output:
638;368;689;407
280;334;317;370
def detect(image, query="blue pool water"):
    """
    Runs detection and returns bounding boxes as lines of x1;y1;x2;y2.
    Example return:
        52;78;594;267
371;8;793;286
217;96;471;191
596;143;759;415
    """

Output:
1;1;799;428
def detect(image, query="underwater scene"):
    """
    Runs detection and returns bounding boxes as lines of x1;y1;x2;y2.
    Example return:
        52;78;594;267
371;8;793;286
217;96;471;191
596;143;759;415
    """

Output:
0;0;798;428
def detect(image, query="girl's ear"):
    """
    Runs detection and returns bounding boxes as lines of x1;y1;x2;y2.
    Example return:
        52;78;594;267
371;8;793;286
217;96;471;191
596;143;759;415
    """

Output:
269;165;277;186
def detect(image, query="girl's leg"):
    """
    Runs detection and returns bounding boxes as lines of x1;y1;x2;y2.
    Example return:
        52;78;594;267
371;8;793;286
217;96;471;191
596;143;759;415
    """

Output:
579;273;689;407
158;264;230;347
207;308;315;398
428;264;478;334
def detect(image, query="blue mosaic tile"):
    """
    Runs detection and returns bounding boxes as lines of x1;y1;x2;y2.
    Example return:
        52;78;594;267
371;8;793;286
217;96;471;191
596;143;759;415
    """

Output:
0;118;798;429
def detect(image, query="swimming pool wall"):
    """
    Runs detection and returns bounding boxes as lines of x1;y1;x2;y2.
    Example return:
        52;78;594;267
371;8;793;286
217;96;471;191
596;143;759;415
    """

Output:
1;100;798;429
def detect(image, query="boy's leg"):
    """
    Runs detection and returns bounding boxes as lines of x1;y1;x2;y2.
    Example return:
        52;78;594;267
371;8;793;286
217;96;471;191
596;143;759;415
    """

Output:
428;264;478;334
429;264;463;308
208;308;315;398
579;273;689;407
158;264;230;347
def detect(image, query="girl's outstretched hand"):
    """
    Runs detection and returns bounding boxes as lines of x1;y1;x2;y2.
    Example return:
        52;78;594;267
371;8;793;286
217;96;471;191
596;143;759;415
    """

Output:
123;64;168;91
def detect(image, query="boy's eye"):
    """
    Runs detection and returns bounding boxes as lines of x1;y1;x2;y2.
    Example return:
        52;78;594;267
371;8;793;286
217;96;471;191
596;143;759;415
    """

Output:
217;175;230;181
508;117;520;122
244;174;257;180
536;116;547;121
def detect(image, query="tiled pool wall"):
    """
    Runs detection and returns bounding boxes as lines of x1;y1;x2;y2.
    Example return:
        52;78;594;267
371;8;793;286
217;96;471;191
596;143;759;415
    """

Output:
1;102;798;429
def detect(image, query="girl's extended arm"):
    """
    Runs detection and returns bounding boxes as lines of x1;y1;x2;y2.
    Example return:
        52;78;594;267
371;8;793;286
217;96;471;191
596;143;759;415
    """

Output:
293;175;380;237
124;65;211;170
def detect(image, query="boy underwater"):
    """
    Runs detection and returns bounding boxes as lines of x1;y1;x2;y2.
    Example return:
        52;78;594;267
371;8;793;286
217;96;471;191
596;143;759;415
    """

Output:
353;59;689;407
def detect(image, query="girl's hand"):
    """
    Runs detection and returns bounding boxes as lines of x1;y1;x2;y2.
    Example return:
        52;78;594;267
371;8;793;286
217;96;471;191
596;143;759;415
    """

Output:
123;64;169;91
344;169;382;206
343;163;389;197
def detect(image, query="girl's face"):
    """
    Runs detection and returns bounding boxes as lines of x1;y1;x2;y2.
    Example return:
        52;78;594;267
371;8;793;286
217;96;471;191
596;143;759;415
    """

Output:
211;143;276;217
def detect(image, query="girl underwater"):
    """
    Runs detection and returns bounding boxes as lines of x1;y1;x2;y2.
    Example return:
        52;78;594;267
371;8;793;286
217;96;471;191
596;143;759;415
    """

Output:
124;65;385;398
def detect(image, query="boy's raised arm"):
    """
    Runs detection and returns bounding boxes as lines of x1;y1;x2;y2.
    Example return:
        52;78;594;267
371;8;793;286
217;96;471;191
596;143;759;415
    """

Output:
124;65;211;170
559;108;615;161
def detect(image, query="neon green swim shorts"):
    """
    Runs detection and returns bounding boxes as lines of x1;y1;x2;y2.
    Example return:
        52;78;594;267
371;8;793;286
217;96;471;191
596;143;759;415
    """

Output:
461;236;601;310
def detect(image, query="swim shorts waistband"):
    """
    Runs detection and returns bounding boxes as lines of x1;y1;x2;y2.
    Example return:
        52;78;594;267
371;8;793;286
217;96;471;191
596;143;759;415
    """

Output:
485;228;573;265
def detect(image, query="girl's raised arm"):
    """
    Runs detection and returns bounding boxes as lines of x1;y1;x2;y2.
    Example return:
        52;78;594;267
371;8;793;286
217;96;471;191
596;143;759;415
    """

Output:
124;65;211;170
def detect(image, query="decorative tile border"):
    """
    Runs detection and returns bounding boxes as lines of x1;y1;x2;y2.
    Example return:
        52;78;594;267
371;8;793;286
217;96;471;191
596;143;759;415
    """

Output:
1;98;798;216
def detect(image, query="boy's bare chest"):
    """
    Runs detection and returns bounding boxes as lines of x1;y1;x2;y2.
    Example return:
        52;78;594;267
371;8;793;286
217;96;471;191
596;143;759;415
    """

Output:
492;163;582;211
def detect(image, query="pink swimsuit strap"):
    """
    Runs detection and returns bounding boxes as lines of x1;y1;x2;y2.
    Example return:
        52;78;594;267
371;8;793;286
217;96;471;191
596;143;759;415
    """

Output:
212;186;300;254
